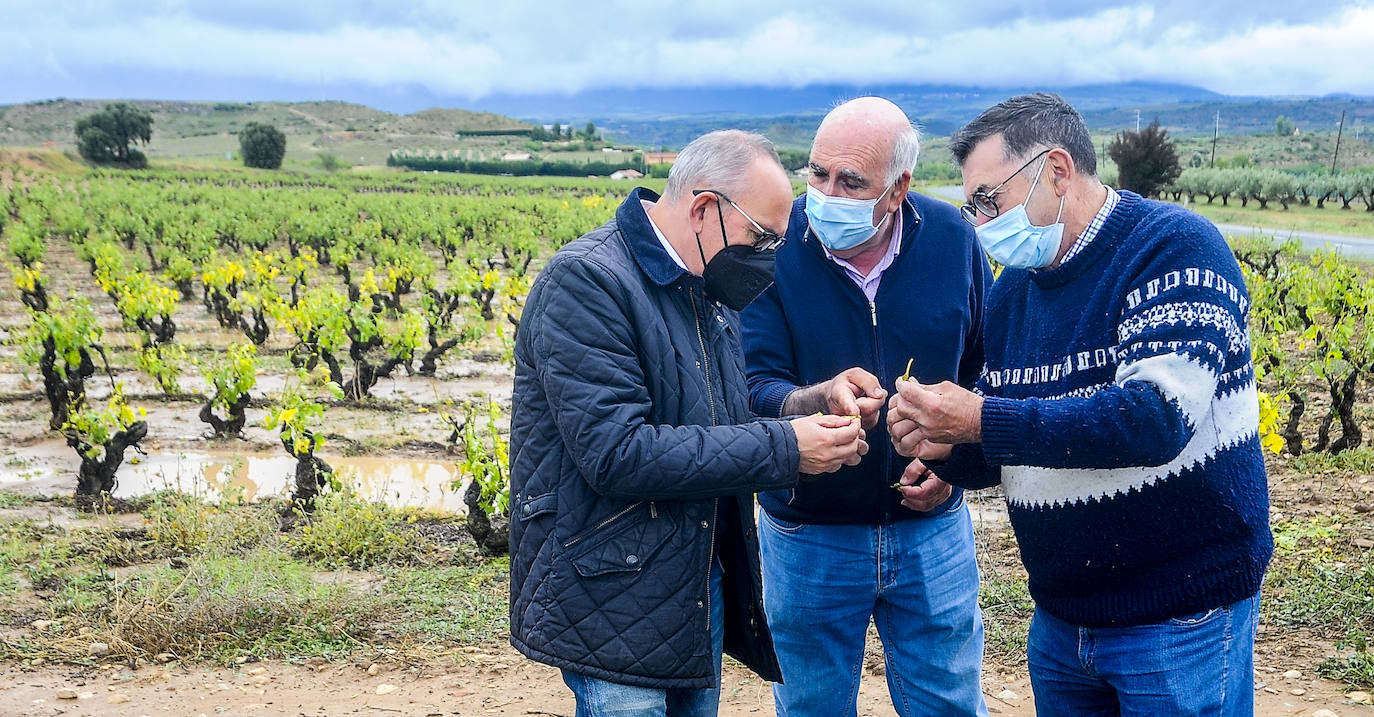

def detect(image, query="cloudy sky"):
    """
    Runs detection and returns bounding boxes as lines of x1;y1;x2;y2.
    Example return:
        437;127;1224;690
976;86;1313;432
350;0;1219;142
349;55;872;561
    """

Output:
3;1;1373;110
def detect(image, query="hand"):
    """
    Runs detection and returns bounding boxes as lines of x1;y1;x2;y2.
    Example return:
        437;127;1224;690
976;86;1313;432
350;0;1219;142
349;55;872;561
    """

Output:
895;459;953;512
887;379;982;457
791;414;869;475
825;367;887;430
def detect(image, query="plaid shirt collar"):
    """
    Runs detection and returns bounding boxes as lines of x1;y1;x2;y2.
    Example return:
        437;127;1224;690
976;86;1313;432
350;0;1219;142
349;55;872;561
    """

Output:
1059;187;1119;266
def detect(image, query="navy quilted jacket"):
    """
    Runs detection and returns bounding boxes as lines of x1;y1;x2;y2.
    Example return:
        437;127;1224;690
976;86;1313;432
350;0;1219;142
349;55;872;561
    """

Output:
509;188;798;688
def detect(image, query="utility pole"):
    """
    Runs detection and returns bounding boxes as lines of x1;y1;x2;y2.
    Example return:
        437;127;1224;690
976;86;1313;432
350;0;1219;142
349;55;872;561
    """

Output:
1331;109;1346;175
1210;111;1219;169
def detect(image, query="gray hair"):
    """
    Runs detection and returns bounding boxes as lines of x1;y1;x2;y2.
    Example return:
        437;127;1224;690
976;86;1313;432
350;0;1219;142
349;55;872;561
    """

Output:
663;130;782;201
948;92;1098;176
886;122;921;185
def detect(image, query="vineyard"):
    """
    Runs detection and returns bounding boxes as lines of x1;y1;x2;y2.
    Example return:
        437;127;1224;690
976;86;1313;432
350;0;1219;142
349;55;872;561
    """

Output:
0;166;625;538
0;162;1370;710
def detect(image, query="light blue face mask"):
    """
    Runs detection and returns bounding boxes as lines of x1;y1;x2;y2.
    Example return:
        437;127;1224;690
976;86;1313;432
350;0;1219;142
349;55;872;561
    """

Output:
804;183;892;251
974;156;1065;269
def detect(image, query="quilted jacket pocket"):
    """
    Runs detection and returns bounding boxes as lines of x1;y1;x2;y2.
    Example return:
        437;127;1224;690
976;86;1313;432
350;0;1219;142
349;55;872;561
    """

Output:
566;504;679;578
516;491;557;521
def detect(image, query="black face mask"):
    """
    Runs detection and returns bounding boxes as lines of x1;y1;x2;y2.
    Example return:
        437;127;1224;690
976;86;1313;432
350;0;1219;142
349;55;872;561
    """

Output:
696;200;777;311
703;245;777;311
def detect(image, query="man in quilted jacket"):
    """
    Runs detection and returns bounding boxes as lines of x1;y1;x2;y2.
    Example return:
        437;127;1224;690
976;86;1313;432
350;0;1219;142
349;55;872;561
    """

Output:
509;129;868;716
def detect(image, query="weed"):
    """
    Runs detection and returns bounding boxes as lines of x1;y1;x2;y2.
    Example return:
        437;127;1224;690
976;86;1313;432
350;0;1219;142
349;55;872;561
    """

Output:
1319;649;1374;688
144;491;278;555
382;559;509;645
1264;514;1374;689
0;490;38;508
288;489;436;569
1292;446;1374;475
4;548;384;665
979;571;1033;667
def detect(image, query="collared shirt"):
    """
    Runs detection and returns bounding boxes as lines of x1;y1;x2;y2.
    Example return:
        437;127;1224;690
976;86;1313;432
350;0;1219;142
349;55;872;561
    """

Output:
642;199;688;271
820;208;905;302
1060;187;1119;265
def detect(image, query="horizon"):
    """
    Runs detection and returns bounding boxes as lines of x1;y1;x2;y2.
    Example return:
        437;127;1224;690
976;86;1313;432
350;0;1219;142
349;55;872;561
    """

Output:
4;1;1374;117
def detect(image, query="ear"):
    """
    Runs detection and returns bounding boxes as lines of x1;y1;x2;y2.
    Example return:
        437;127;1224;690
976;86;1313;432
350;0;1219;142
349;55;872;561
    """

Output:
687;191;716;236
889;170;912;212
1046;148;1075;195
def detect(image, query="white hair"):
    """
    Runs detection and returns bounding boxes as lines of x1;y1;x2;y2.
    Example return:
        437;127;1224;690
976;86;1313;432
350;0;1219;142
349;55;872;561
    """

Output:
886;122;921;185
663;130;782;201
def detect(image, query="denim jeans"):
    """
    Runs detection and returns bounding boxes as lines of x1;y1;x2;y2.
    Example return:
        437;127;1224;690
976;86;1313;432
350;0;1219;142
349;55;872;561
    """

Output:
1027;591;1260;716
561;557;724;717
758;501;988;717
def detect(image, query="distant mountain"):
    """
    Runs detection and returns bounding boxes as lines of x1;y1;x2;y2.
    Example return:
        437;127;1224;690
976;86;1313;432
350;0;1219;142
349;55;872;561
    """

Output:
472;81;1227;122
465;82;1372;149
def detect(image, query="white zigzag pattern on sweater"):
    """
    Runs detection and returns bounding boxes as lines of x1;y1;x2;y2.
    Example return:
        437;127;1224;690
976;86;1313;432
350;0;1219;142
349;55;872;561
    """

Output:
1002;353;1258;509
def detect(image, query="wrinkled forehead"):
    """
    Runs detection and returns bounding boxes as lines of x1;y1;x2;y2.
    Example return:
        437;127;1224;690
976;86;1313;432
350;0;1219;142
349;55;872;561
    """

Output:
810;119;892;180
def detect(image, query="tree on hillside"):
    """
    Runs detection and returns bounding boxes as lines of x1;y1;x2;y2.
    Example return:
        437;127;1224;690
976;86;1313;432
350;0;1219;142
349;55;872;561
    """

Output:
1107;120;1181;198
75;102;152;168
582;121;597;140
239;122;287;169
1276;115;1295;136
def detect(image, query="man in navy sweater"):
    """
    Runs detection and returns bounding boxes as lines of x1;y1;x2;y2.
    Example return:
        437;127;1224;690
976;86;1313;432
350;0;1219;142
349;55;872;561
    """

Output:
888;93;1272;716
742;97;992;716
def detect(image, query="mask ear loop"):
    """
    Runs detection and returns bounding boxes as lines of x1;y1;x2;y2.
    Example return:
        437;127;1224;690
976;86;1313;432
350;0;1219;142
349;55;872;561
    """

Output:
1026;153;1065;227
692;195;730;274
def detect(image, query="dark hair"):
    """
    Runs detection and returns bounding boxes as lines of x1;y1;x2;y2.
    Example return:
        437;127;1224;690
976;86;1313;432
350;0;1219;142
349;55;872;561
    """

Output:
948;92;1097;177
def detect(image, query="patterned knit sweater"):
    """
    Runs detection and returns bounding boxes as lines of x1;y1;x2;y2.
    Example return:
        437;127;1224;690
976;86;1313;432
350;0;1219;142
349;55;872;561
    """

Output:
938;190;1273;627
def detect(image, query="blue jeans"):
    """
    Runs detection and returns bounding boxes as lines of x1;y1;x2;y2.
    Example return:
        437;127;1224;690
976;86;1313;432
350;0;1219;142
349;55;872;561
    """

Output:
759;501;988;717
1027;592;1260;716
561;557;724;717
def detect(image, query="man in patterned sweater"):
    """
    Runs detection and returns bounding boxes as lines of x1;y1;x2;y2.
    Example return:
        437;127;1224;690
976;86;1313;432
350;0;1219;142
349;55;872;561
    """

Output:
887;93;1272;716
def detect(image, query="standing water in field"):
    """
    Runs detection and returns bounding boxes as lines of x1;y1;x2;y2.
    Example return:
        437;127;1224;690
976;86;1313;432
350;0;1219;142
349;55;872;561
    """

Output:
0;449;469;514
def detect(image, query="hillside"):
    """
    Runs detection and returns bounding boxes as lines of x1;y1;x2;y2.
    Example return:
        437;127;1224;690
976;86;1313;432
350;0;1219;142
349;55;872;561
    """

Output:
0;99;532;148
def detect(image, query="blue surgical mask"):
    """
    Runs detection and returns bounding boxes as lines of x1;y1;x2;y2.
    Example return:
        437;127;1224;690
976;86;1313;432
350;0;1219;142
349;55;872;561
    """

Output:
804;184;892;251
973;157;1065;269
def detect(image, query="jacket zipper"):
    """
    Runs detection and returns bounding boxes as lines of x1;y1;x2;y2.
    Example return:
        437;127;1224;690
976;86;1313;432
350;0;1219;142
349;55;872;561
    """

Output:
705;498;717;649
562;501;642;549
871;293;892;521
690;289;718;427
689;287;719;657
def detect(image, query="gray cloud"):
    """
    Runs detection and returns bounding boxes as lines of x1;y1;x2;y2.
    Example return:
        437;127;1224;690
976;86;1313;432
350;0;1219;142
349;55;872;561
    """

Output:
1;0;1371;105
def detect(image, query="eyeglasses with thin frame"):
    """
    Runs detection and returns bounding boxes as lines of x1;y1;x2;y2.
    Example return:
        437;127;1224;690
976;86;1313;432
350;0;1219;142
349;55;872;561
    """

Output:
692;189;787;252
959;148;1052;225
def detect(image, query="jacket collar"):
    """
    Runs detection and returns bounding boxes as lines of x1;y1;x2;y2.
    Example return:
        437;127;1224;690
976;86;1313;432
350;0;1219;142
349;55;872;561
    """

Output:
617;187;695;287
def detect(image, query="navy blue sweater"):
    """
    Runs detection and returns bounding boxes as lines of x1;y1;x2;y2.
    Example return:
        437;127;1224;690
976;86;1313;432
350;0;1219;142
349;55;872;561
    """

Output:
937;191;1273;627
742;191;992;525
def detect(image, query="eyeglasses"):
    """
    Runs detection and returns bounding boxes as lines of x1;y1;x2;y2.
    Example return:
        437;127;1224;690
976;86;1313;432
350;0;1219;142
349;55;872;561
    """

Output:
692;189;786;252
959;148;1052;225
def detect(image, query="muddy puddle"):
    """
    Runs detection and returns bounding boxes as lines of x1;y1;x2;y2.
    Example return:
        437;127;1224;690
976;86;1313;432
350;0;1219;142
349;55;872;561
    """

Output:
0;447;469;514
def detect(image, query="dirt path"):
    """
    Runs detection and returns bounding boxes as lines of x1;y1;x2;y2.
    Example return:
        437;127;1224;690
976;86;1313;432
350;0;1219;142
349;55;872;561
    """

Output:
2;643;1371;717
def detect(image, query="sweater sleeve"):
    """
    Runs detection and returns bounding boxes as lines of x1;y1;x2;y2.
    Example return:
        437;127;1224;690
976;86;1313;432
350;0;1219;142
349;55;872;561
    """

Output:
931;441;1002;490
980;220;1247;470
741;281;801;418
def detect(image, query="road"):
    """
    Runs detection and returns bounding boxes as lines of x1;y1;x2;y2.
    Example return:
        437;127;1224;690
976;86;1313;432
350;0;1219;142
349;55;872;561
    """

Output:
924;185;1374;259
